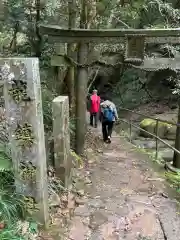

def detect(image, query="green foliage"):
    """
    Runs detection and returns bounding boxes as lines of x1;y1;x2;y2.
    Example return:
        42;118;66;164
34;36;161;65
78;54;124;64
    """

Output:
41;86;56;132
0;189;25;225
0;226;24;240
0;220;38;240
0;145;12;172
112;69;150;108
0;146;24;225
70;150;83;167
165;171;180;192
0;144;39;239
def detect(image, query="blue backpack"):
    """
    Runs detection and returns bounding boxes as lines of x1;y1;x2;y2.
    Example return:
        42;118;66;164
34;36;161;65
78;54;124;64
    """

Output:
103;106;114;121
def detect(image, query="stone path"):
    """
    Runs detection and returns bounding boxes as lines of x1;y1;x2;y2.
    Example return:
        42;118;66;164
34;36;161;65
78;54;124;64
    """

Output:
68;127;180;240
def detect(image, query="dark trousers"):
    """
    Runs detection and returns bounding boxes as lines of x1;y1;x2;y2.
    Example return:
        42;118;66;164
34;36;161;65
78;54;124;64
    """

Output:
90;112;98;127
102;120;114;141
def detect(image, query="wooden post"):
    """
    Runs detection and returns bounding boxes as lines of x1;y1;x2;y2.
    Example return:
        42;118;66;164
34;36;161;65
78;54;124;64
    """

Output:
76;43;88;154
129;119;132;143
75;0;88;154
173;98;180;168
155;119;159;159
67;0;76;111
0;0;6;21
52;96;71;187
51;43;68;94
1;58;49;225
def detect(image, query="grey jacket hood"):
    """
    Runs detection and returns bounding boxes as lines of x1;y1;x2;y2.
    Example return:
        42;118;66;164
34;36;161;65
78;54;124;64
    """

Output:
100;100;118;120
101;100;115;109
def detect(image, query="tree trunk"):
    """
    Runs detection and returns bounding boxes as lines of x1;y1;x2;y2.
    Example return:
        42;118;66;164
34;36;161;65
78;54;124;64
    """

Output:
67;0;76;114
10;22;19;52
35;0;42;57
173;98;180;168
75;0;88;154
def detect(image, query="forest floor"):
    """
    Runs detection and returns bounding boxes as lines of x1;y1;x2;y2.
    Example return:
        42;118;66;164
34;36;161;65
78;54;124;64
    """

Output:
66;125;180;240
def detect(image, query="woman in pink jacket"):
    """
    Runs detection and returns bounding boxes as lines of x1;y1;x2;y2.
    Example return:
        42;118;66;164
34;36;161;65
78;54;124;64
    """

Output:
89;89;100;128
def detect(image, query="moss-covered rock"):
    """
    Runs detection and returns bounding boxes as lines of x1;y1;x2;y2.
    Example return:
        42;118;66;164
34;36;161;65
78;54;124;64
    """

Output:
139;118;156;138
139;118;176;140
165;125;176;140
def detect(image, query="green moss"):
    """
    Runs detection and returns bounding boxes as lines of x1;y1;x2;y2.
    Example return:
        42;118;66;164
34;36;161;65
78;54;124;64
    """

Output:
139;118;175;139
140;118;156;128
158;122;172;128
140;118;176;140
140;118;173;129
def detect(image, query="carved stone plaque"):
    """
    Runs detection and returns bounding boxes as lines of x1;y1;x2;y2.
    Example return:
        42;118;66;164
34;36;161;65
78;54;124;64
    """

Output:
125;35;145;63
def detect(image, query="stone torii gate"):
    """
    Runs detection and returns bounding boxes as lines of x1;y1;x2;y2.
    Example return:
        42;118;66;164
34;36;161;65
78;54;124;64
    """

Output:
40;25;180;154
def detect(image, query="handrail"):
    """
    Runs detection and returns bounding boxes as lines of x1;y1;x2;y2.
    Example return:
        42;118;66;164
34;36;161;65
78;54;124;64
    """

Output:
119;118;180;155
117;107;180;161
119;107;179;126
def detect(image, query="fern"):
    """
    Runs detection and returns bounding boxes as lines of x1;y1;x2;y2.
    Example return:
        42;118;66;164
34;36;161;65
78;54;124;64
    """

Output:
0;225;24;240
0;188;25;224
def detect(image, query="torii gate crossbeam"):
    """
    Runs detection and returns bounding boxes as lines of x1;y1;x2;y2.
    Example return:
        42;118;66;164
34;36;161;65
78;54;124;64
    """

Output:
40;25;180;43
40;24;180;154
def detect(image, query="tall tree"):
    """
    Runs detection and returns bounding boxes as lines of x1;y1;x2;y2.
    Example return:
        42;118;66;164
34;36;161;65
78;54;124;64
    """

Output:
67;0;76;113
173;99;180;168
75;0;88;154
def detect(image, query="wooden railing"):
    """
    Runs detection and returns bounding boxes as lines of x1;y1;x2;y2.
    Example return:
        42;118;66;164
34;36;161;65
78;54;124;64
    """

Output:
117;107;180;161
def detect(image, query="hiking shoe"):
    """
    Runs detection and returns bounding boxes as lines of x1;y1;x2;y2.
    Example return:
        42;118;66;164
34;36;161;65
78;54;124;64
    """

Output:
107;136;111;143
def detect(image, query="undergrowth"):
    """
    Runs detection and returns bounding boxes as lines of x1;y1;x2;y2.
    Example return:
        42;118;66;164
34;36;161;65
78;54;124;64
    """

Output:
165;171;180;193
0;143;38;239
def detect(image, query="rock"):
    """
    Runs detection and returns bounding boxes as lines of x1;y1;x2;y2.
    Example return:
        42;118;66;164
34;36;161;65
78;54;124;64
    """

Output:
139;118;156;138
97;149;103;153
132;138;174;149
88;199;104;208
139;118;176;140
77;189;85;196
74;205;91;217
88;159;95;164
132;139;156;148
89;230;103;240
160;149;174;162
74;180;85;191
89;211;108;230
49;192;60;207
84;177;92;185
165;125;176;140
75;196;87;205
86;148;94;158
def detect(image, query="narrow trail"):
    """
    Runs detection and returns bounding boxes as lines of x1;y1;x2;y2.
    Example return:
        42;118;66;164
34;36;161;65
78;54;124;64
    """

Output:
68;126;180;240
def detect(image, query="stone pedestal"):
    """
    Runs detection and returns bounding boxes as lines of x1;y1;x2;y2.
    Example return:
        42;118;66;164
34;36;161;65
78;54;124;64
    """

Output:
52;96;71;187
1;58;49;225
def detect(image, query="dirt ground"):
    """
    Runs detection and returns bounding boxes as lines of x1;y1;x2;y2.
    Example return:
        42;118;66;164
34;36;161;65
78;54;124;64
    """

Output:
67;126;180;240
